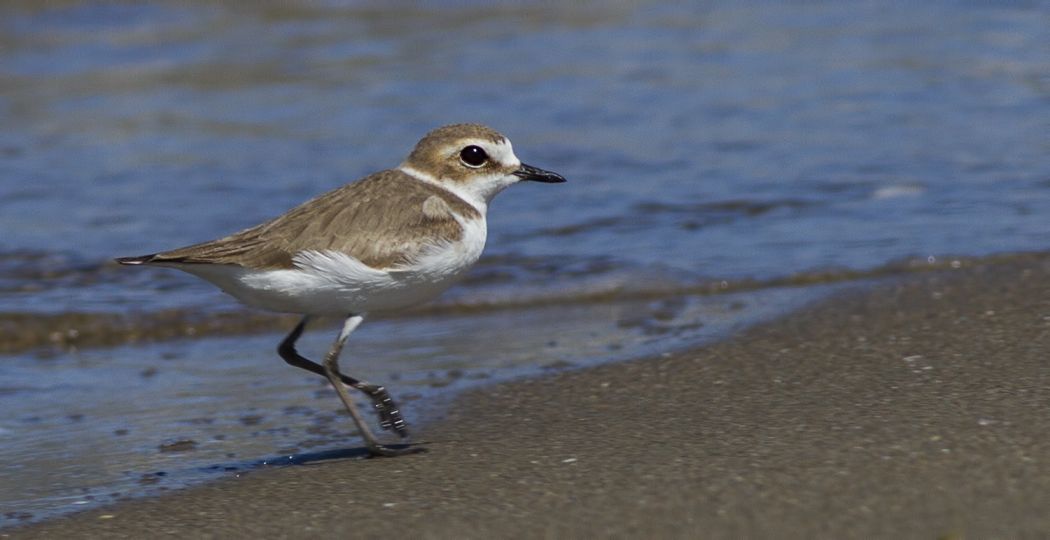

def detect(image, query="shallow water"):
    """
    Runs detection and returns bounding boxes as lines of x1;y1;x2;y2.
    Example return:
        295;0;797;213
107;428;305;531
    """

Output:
1;1;1048;525
2;284;836;522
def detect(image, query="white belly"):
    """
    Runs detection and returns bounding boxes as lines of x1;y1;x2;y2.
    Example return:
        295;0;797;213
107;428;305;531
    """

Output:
177;218;487;316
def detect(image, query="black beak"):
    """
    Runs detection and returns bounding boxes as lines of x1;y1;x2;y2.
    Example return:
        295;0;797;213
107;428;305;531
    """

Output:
513;163;566;183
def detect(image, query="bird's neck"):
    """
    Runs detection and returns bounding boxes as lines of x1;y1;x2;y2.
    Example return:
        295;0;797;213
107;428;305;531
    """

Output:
398;165;489;216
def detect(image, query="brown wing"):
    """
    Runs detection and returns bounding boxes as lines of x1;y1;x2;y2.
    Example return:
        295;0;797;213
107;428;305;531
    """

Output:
130;169;480;270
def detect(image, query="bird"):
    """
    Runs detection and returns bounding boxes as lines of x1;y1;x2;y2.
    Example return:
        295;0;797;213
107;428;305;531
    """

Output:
116;123;566;457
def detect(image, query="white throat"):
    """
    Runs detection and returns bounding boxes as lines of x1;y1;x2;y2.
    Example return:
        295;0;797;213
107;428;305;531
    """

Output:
399;165;496;215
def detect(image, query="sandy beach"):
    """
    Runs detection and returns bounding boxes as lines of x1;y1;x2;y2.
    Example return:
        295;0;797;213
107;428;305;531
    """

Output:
10;252;1050;539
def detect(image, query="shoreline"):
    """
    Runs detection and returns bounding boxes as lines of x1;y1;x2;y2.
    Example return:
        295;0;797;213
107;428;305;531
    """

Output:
9;251;1050;538
0;252;1005;356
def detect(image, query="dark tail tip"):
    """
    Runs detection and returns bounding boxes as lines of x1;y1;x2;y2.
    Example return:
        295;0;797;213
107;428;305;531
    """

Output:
115;254;156;265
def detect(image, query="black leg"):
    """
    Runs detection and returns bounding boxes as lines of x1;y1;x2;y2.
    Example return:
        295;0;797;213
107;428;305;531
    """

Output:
278;316;362;387
277;316;413;440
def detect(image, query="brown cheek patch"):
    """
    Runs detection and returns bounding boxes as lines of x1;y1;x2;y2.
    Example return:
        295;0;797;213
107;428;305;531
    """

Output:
434;157;474;184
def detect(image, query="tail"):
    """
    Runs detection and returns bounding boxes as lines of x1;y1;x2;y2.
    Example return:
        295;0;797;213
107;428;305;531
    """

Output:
115;254;158;265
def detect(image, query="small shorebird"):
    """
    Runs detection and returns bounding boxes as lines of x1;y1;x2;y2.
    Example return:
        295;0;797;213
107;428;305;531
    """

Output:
117;124;565;457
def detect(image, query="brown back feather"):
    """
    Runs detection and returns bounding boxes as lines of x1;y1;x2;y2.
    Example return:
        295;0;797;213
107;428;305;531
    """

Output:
147;169;480;270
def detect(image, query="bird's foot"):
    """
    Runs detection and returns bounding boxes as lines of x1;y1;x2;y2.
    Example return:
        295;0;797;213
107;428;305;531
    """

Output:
357;384;409;437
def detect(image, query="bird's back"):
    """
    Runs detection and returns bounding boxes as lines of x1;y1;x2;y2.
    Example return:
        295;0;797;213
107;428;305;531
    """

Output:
121;169;482;271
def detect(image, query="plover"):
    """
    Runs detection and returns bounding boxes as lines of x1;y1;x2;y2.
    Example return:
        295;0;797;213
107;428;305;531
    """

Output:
117;123;565;457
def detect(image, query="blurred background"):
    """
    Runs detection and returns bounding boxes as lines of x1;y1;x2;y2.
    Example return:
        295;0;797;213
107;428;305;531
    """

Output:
1;0;1047;524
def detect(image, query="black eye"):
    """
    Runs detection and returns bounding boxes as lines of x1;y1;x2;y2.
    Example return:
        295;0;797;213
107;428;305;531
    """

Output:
459;145;488;168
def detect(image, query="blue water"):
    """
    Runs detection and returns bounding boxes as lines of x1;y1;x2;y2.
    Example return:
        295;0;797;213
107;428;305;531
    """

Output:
1;0;1047;525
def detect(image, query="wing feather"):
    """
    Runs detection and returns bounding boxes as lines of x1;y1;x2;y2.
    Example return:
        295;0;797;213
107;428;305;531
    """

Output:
132;169;480;270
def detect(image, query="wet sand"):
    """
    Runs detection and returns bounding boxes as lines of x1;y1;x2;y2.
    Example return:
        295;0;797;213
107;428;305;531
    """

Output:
10;252;1050;538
